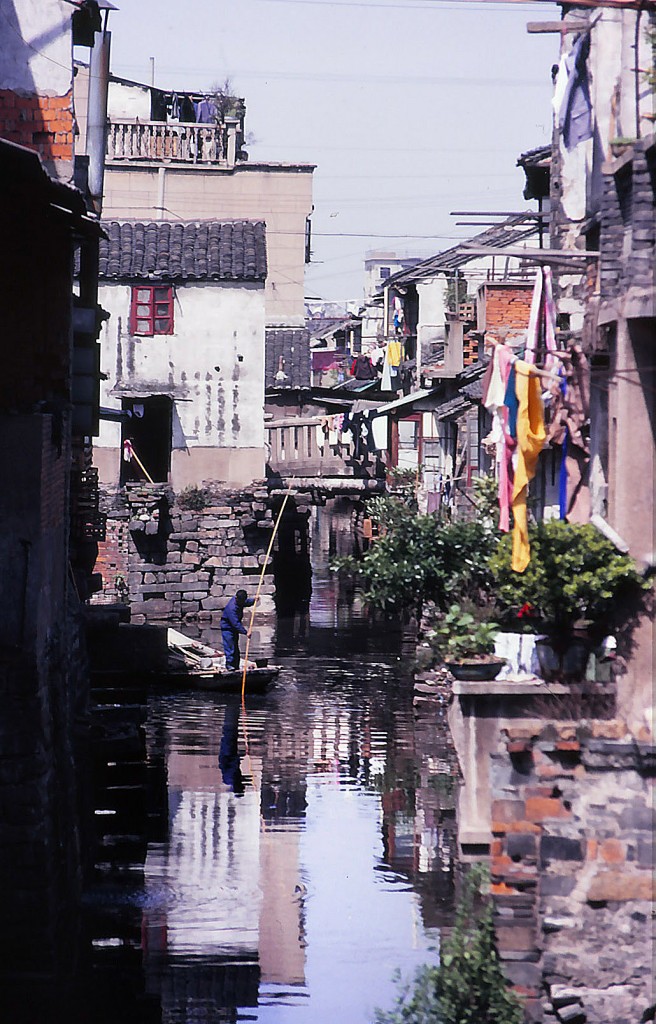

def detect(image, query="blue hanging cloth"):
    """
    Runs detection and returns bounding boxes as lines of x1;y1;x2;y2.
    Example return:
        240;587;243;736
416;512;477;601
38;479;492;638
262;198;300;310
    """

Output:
559;427;568;519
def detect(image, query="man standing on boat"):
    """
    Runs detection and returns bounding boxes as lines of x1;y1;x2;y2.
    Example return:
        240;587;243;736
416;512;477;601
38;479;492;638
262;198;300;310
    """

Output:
220;589;254;671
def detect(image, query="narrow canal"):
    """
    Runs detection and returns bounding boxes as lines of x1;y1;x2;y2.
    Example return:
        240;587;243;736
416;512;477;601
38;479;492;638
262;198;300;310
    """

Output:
23;507;459;1024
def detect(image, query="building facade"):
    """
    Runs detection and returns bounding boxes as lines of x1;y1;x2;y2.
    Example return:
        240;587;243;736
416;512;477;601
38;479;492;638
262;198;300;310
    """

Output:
95;219;268;489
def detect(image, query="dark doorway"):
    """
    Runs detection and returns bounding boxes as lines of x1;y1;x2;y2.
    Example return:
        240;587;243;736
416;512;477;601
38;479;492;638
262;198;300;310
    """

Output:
121;395;172;484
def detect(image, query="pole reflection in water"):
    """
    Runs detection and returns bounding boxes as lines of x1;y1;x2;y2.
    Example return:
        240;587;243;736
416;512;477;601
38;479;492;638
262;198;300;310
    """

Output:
137;613;457;1023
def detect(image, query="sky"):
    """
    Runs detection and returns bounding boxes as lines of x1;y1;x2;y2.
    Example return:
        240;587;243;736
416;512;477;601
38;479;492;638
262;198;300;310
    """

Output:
107;0;560;304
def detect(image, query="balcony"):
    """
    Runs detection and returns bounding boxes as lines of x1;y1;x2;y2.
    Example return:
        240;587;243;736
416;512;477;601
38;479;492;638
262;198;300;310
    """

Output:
106;117;240;167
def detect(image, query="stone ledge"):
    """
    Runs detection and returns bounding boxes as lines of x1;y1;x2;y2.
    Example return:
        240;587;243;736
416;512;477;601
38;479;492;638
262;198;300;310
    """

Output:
452;678;569;696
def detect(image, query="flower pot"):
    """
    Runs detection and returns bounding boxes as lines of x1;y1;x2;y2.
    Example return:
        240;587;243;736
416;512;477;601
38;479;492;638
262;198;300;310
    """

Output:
535;636;590;683
445;657;506;682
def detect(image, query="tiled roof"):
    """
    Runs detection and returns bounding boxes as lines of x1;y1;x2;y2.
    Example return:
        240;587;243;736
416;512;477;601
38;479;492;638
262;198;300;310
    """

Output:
517;145;551;169
265;328;311;389
98;220;267;281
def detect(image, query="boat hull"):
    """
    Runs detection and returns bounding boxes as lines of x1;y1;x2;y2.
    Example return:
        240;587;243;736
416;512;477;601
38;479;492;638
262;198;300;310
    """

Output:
167;666;279;693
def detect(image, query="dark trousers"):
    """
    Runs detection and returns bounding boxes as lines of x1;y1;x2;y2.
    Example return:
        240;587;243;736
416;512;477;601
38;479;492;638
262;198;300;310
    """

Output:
221;627;240;670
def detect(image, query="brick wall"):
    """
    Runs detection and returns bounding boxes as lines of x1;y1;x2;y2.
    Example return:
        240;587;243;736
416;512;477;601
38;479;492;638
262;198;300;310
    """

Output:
600;138;656;304
0;89;74;163
481;283;534;336
94;517;131;603
490;721;655;1023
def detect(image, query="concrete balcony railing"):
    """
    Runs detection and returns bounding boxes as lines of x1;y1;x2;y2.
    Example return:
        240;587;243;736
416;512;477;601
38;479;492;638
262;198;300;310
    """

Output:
106;118;239;167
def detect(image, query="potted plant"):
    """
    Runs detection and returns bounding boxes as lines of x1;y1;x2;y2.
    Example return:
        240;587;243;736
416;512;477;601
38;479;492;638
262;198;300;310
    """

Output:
427;604;506;681
488;521;648;682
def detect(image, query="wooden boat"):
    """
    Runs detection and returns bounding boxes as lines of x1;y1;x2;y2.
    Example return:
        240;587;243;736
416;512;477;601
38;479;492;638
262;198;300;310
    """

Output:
166;628;280;693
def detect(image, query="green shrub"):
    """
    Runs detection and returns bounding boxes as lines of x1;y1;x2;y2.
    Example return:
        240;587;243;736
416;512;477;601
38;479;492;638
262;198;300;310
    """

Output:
488;520;647;632
176;484;211;512
374;864;523;1024
427;604;499;662
331;495;497;618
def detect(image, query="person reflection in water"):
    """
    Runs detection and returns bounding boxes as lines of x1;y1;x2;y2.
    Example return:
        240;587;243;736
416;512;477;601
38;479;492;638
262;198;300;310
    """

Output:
219;702;244;796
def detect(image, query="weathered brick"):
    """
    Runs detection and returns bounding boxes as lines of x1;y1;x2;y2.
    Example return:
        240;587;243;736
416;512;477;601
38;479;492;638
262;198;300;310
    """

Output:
587;870;655;902
492;800;526;822
599;838;626;864
495;925;537;951
526;797;571;822
540;836;584;865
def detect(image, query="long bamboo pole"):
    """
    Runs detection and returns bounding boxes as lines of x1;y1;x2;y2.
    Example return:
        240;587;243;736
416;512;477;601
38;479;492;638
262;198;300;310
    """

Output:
240;484;293;704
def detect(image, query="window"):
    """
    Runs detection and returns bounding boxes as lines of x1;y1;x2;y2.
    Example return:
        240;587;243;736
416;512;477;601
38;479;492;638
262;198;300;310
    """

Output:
379;266;391;280
130;285;174;336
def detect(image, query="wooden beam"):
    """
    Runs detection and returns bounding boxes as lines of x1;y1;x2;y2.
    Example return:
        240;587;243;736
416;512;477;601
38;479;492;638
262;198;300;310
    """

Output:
460;243;598;266
527;21;589;32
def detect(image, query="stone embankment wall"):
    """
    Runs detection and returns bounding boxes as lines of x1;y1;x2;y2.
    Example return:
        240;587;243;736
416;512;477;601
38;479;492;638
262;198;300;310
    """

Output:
94;482;314;622
489;720;655;1024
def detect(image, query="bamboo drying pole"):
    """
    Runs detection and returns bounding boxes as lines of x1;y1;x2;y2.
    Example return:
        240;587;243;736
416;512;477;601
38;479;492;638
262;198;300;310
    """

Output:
240;483;293;704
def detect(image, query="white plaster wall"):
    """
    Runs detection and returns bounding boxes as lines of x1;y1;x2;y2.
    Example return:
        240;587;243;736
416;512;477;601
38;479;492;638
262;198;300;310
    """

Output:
101;165;314;326
0;0;72;95
558;10;654;222
417;277;447;349
97;280;266;452
107;80;151;121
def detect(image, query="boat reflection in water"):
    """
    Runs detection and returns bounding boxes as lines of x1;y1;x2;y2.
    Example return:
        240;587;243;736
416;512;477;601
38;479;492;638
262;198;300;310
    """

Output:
1;504;457;1024
132;563;457;1022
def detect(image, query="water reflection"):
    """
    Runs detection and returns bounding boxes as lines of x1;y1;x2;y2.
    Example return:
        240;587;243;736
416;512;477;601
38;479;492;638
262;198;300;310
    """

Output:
133;617;457;1024
2;505;457;1024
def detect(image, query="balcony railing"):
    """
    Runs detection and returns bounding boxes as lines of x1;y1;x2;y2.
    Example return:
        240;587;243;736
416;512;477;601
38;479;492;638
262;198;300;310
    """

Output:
107;119;238;166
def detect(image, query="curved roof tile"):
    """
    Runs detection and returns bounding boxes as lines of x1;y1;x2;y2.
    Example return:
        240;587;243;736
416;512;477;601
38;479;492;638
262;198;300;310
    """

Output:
98;220;267;282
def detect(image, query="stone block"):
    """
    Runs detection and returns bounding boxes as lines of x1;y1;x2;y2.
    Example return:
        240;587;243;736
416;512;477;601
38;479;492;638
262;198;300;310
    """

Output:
130;599;172;618
587;869;655;902
492;799;526;823
540;836;584;865
555;1004;585;1022
540;875;577;897
526;797;571;822
503;960;542;988
635;837;654;868
618;804;655;831
549;986;583;1009
508;833;537;859
200;597;225;611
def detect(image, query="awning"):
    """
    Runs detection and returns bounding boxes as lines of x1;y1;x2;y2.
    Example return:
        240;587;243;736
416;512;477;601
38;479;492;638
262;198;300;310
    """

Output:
374;389;436;415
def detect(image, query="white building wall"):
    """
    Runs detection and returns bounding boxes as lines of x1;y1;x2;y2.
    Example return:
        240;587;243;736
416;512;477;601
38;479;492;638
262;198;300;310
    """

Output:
0;0;72;95
96;279;266;485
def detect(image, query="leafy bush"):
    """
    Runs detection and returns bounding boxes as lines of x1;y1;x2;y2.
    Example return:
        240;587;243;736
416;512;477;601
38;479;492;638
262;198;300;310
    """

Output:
331;495;497;618
374;864;523;1024
427;604;499;662
488;520;647;633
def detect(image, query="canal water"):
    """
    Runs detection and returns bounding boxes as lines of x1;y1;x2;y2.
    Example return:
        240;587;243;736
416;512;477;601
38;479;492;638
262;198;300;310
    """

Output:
10;507;458;1024
113;513;458;1024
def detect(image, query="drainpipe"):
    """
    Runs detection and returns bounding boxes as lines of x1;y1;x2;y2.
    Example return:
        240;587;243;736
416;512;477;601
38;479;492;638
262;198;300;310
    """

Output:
87;25;111;215
156;167;166;220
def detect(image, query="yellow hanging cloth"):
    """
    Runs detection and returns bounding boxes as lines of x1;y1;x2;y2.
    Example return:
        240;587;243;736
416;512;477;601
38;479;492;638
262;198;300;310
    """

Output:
386;340;402;367
511;360;546;573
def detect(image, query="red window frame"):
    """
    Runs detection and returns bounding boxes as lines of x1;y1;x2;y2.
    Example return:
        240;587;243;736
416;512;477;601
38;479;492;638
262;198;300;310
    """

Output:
130;284;174;336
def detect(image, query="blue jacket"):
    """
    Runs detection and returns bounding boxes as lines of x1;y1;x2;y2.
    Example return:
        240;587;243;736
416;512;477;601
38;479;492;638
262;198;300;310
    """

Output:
221;596;254;635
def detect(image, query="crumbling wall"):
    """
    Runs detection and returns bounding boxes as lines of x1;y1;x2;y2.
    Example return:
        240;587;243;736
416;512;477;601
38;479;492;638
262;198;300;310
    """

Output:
489;721;655;1023
94;482;302;621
